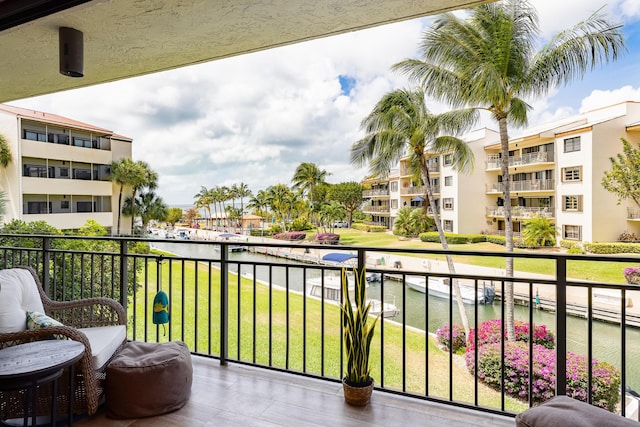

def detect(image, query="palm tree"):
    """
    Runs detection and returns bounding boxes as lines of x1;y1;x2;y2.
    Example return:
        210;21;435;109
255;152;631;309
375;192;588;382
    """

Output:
351;87;477;335
247;189;269;236
393;0;624;340
110;158;139;235
123;191;168;235
0;134;11;168
194;186;212;229
393;206;413;237
235;182;252;231
292;162;330;225
128;161;158;235
522;215;557;247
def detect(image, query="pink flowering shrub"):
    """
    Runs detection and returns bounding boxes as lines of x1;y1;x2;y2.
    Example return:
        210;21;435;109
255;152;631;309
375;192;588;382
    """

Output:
273;231;306;241
466;319;555;351
623;266;640;285
316;233;340;244
466;342;620;411
436;324;466;353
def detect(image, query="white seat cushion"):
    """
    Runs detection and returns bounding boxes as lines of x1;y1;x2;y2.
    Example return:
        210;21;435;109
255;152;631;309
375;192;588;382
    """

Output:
78;325;126;369
0;268;45;333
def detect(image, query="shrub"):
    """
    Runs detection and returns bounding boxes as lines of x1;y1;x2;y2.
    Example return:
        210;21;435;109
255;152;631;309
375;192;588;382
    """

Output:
560;239;579;249
290;217;312;231
466;319;555;351
619;231;639;242
353;223;387;232
623;266;640;284
250;229;274;236
316;233;340;244
466;234;487;243
273;231;306;241
369;225;386;232
436;324;466;353
566;247;585;254
583;242;640;254
418;232;480;244
485;235;506;245
466;341;620;411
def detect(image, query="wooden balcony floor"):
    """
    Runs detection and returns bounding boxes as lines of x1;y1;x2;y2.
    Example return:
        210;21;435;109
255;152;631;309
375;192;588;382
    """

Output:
76;356;515;426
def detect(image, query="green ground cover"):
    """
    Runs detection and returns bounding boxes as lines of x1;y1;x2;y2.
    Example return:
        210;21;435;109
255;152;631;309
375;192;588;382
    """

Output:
130;258;527;412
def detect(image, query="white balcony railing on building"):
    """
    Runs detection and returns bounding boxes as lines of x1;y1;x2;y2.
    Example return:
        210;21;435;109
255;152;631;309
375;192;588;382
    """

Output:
628;208;640;220
363;189;390;197
486;151;554;169
486;206;555;218
487;179;555;193
400;163;439;176
400;185;440;195
363;205;390;213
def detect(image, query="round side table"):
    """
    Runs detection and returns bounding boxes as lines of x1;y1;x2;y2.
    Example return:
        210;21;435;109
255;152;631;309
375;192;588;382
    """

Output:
0;340;84;426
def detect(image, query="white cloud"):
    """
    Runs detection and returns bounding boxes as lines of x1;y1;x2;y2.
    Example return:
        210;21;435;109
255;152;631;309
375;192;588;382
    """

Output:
579;86;640;112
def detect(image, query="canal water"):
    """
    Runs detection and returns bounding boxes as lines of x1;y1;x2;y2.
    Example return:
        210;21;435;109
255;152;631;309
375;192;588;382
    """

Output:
157;241;640;389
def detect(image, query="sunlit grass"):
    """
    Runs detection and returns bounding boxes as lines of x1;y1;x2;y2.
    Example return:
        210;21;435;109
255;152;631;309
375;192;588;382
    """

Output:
128;257;527;413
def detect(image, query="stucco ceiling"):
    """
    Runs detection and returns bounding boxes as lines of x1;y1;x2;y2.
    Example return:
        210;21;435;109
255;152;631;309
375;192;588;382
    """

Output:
0;0;490;103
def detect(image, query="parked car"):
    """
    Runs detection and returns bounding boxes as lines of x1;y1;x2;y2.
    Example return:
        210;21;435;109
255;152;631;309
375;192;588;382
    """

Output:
333;221;348;228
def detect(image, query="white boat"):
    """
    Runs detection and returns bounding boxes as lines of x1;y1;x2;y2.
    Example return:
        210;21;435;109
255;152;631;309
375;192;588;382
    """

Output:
405;276;493;305
307;275;399;318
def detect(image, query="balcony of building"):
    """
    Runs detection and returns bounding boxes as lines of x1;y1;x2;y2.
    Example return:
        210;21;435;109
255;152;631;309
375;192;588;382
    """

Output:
628;208;640;221
400;163;439;177
486;151;555;171
486;206;555;219
363;205;390;213
1;236;639;425
363;188;390;198
487;179;555;194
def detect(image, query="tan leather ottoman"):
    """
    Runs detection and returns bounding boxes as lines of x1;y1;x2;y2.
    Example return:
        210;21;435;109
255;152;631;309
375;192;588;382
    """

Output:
105;340;192;418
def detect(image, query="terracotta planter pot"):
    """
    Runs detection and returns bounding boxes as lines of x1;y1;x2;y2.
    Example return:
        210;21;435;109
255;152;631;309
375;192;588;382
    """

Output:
342;378;374;406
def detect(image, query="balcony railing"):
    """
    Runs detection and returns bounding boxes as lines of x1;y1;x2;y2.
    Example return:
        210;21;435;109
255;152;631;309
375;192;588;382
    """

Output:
628;208;640;220
400;163;439;176
486;206;555;218
1;235;639;421
486;151;555;169
363;205;390;213
487;179;555;193
363;189;390;197
401;185;440;195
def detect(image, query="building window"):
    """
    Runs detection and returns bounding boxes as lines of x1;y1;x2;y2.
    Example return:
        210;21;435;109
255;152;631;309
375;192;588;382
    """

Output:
61;200;70;210
444;176;453;186
76;201;93;213
562;195;583;212
443;198;454;210
443;154;453;166
564;136;581;153
443;220;453;232
563;225;582;240
391;200;398;209
390;181;398;192
562;166;582;182
23;130;46;142
60;167;69;178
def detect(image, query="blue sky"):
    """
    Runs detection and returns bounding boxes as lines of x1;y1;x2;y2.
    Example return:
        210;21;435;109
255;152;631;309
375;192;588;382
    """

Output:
12;0;640;205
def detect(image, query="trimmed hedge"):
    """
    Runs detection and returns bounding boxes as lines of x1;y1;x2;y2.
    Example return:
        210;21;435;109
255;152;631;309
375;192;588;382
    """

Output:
250;229;274;237
485;235;506;245
316;233;340;244
560;239;578;249
352;223;386;232
436;324;466;353
419;232;472;244
583;242;640;254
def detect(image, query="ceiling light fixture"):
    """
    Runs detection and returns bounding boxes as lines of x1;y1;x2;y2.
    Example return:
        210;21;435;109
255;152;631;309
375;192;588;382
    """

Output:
59;27;83;77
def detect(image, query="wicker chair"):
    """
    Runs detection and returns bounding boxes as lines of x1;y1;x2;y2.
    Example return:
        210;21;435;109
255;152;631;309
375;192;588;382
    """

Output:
0;266;126;418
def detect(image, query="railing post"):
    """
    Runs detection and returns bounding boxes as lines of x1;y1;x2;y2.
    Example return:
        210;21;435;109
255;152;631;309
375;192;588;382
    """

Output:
119;240;128;312
357;248;365;273
556;257;567;396
42;236;51;296
220;242;228;365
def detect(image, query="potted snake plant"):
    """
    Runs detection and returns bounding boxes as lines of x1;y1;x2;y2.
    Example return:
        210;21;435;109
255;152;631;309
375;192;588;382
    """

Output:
341;267;379;406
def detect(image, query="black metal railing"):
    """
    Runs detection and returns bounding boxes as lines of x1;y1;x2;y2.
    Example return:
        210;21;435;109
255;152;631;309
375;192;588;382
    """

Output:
1;234;639;420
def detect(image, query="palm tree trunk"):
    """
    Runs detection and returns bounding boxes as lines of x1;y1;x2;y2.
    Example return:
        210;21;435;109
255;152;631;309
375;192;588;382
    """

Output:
498;116;516;342
117;186;123;235
419;156;470;336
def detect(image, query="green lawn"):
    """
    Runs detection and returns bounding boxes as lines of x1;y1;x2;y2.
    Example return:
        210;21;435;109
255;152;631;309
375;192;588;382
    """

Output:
336;229;632;284
129;257;527;412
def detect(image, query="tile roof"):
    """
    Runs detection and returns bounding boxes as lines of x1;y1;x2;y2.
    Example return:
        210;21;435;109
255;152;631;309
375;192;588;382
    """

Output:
0;103;116;135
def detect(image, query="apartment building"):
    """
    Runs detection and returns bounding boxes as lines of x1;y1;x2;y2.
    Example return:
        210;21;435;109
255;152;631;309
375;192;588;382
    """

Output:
0;104;132;232
362;101;640;244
